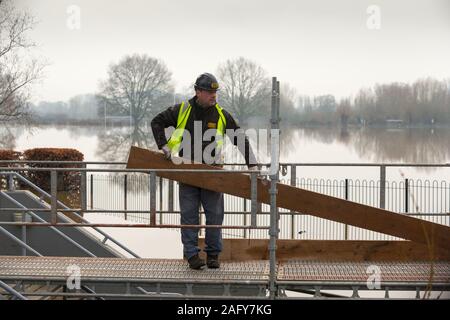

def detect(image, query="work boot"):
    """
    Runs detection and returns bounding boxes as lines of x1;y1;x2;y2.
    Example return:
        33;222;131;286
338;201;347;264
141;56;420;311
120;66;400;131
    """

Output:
207;254;220;269
187;254;206;270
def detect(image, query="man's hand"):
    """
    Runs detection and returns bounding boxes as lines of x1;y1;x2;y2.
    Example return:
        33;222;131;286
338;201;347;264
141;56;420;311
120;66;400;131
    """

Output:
161;145;171;160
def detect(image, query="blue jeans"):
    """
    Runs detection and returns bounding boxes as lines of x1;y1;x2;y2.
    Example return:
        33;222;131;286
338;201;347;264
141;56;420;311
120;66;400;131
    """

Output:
179;182;224;259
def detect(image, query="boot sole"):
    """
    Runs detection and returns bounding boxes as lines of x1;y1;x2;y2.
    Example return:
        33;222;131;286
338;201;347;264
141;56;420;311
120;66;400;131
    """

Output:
189;263;206;270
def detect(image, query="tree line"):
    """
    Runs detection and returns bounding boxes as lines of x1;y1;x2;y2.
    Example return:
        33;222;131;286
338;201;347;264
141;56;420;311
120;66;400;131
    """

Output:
1;0;449;127
298;78;450;126
30;54;450;127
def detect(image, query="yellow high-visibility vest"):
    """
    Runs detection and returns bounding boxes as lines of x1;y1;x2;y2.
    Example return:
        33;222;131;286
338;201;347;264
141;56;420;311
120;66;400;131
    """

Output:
167;101;226;154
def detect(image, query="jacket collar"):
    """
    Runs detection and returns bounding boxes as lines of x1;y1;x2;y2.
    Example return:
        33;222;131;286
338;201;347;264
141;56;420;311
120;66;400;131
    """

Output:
191;96;215;110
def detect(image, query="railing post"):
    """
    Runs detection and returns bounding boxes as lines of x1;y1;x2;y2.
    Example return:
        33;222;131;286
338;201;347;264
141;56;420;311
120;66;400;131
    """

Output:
150;171;156;226
268;77;280;299
80;164;87;216
257;165;263;239
90;174;94;210
380;165;386;209
243;197;248;239
168;179;174;213
250;172;258;228
8;173;15;191
199;204;204;237
159;177;163;224
21;211;27;256
344;179;349;240
405;178;409;213
290;165;296;239
167;180;174;223
124;174;128;220
51;170;58;225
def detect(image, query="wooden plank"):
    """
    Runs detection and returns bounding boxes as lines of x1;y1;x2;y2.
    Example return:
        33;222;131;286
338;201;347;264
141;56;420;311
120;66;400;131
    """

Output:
198;239;450;262
126;146;450;251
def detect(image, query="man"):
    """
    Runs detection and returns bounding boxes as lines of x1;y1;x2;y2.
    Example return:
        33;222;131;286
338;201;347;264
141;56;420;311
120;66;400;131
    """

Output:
151;73;257;269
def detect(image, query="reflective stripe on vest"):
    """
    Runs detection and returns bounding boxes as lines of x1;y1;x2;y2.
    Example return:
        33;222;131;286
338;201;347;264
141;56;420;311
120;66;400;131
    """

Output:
167;101;227;154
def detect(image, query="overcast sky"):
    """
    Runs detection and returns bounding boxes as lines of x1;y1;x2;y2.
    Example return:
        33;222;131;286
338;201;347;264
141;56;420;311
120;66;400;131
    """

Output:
15;0;450;103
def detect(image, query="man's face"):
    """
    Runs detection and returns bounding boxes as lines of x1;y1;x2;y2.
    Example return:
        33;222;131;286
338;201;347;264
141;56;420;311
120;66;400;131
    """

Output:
196;89;217;107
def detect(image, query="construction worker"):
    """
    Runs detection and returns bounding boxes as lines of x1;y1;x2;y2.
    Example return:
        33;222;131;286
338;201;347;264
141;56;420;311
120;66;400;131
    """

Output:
151;73;257;269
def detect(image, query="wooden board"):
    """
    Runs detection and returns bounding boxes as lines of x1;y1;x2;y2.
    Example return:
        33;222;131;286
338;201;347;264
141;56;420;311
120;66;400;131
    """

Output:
198;239;450;262
126;146;450;251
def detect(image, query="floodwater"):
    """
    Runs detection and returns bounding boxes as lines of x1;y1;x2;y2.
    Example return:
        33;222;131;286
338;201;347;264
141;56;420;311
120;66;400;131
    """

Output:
2;124;450;255
2;123;449;298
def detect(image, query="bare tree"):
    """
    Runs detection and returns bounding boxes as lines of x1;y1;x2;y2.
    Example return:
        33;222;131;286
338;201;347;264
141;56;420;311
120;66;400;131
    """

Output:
99;54;173;125
314;94;336;112
0;0;45;122
96;123;156;163
337;98;352;128
217;57;271;123
412;77;449;124
354;87;376;124
0;125;16;149
279;83;299;123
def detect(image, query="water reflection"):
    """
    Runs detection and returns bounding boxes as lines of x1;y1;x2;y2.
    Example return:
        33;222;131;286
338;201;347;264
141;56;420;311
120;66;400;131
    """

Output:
279;126;450;164
0;126;16;150
67;125;104;140
94;122;159;194
352;127;450;164
338;127;350;144
6;122;450;167
96;123;156;163
94;121;450;166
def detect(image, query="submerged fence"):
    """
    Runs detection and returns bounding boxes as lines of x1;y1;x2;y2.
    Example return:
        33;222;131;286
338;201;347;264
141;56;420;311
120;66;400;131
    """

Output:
1;160;448;241
86;163;450;241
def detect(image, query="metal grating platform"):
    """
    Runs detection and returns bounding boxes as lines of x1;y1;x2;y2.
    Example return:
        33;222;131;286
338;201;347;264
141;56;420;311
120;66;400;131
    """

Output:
278;260;450;283
0;256;270;282
1;256;449;286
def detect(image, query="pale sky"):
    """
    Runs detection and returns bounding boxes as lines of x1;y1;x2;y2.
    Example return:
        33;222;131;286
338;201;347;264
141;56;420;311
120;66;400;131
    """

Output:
15;0;450;103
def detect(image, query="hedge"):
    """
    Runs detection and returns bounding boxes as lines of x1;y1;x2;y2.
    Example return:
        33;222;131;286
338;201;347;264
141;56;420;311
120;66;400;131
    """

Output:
1;148;84;208
23;148;84;193
0;150;22;161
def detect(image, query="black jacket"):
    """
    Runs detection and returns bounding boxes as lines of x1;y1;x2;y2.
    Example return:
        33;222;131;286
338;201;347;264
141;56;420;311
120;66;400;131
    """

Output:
151;96;256;166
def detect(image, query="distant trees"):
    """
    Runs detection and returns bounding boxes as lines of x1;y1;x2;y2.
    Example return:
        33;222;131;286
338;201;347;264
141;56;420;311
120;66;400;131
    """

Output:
30;94;100;122
411;78;449;124
296;94;337;125
98;54;174;125
314;95;336;113
9;33;445;128
0;0;45;122
297;78;450;126
33;75;448;127
337;98;352;127
68;94;100;120
279;83;298;123
217;57;271;123
30;101;68;121
354;88;376;124
373;82;413;123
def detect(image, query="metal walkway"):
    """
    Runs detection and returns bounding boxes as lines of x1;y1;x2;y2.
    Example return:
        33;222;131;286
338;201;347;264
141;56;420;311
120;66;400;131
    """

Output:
0;256;269;282
278;260;450;282
0;256;449;299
